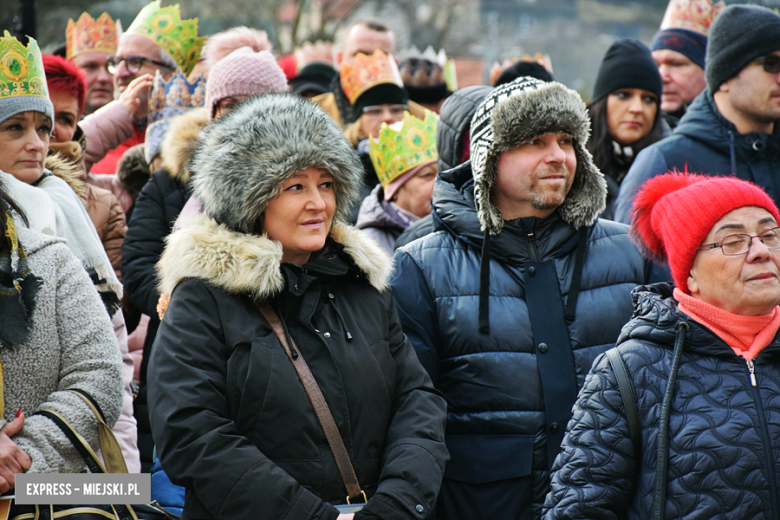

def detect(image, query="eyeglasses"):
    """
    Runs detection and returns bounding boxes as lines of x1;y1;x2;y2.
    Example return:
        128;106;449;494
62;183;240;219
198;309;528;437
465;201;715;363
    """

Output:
106;55;175;74
755;55;780;75
699;227;780;256
361;104;408;118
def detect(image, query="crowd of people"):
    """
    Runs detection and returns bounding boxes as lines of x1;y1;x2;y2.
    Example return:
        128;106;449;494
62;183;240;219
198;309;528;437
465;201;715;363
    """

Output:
0;0;779;518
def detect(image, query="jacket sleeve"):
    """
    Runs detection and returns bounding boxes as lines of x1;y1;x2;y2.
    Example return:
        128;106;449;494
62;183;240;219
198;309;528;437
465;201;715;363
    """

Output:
355;290;448;520
80;101;135;173
614;146;669;224
110;311;141;473
542;351;637;520
103;190;127;282
389;250;440;384
148;279;338;520
121;175;167;316
13;244;124;473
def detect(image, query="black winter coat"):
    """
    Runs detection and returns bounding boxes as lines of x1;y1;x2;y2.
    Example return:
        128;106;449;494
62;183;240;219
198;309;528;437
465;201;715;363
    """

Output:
149;215;448;520
121;167;190;471
391;163;645;520
544;284;780;519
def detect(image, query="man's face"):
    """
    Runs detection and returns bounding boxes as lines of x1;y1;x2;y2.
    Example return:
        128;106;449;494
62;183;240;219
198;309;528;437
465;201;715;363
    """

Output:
720;50;780;130
114;34;175;118
492;133;577;221
72;51;114;115
338;25;395;67
358;103;407;140
652;49;706;113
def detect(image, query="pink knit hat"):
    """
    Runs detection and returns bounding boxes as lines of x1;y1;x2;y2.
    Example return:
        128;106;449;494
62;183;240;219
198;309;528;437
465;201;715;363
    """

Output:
205;47;288;119
384;159;437;201
631;172;780;293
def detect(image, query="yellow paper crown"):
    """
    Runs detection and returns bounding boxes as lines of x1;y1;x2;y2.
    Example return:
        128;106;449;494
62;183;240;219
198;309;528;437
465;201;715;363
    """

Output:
369;110;438;188
126;0;206;76
66;12;119;59
340;50;403;105
0;31;48;101
660;0;726;36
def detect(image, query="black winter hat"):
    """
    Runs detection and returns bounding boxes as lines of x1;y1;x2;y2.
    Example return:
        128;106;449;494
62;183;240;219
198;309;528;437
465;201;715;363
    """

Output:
494;61;553;86
352;83;409;116
706;5;780;93
591;39;663;104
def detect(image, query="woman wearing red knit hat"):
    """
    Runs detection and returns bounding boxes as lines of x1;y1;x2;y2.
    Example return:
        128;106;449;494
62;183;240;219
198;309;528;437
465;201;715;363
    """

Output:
544;172;780;519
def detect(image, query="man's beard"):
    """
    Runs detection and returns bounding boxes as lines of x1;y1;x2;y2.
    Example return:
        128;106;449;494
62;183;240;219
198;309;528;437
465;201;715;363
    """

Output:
529;164;573;211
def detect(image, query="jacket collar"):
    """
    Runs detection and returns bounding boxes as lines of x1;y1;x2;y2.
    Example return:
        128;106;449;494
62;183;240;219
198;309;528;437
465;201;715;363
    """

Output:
619;283;780;360
157;213;393;300
160;108;209;184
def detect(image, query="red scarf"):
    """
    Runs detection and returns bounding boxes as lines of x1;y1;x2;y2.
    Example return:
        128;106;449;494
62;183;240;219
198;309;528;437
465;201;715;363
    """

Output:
674;288;780;361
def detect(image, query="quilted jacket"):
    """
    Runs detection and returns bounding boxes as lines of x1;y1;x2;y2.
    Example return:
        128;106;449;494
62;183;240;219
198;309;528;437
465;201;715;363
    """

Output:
391;161;645;520
543;284;780;520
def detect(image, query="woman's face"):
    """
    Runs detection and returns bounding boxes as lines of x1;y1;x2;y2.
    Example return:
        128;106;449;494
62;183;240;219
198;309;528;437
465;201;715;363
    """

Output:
688;206;780;316
392;163;437;218
264;167;336;265
0;111;51;184
50;90;80;143
606;88;658;146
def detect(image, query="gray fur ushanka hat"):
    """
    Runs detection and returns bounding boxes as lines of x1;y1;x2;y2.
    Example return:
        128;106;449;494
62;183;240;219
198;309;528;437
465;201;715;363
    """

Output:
191;93;364;234
470;76;606;235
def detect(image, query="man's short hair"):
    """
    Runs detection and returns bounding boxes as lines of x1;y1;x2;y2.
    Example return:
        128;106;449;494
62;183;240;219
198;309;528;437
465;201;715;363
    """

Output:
337;19;393;46
158;47;178;71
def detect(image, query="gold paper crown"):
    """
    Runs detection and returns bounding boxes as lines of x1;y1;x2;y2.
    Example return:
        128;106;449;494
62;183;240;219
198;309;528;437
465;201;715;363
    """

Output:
660;0;726;36
126;0;206;76
340;50;403;105
66;12;119;59
148;69;206;124
0;31;48;101
369;110;438;188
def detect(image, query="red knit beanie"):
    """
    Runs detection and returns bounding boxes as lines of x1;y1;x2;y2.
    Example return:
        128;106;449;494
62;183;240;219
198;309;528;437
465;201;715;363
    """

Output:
42;54;87;119
631;172;780;293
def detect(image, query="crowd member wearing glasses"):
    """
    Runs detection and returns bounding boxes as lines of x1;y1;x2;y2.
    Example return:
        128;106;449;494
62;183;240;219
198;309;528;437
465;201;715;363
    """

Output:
545;173;780;520
616;5;780;229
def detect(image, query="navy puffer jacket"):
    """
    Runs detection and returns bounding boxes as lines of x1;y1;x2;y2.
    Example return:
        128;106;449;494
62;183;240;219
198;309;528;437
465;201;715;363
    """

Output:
544;284;780;520
391;162;645;519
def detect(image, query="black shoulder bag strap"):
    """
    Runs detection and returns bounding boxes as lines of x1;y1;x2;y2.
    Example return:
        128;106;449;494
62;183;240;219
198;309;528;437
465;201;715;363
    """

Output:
605;348;642;467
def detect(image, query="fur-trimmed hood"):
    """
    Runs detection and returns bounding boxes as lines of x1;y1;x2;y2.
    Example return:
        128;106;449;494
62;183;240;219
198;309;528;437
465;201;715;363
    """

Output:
44;154;87;201
157;213;393;299
190;93;363;234
160;107;210;184
470;77;606;234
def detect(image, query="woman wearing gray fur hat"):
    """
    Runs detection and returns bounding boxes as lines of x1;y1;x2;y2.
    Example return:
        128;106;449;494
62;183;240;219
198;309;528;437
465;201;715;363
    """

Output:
148;93;448;520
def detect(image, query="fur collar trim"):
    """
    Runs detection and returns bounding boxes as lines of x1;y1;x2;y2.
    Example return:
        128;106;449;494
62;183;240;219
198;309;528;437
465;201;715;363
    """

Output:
161;108;209;184
44;154;87;202
470;79;607;234
158;213;393;299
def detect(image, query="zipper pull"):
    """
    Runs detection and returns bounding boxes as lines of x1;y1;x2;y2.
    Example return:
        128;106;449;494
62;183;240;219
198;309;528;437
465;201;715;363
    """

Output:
527;232;535;241
747;359;757;387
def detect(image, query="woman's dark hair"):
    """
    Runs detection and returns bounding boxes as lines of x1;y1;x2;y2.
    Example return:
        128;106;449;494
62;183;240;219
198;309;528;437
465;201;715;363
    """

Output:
0;179;28;250
586;96;663;185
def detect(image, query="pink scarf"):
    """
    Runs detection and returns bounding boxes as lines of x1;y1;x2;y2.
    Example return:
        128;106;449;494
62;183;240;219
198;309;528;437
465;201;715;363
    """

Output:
674;288;780;361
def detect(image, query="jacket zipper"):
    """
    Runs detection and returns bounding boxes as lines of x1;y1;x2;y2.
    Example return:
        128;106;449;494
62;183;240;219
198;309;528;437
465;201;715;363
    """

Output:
744;359;780;519
527;230;540;262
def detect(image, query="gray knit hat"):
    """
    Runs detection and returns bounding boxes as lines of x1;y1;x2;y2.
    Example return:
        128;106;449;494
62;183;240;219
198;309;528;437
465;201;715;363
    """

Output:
706;5;780;93
0;96;54;126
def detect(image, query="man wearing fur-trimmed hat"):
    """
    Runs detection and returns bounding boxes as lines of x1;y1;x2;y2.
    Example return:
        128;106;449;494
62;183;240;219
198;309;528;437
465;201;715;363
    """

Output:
390;77;645;520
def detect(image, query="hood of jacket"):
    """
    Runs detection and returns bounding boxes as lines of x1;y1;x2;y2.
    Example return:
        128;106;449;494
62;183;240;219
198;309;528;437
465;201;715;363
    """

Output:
436;85;493;172
431;161;579;262
674;91;780;166
356;184;410;234
43;154;87;202
191;94;363;235
618;283;780;358
157;213;393;300
469;78;606;235
160;107;210;185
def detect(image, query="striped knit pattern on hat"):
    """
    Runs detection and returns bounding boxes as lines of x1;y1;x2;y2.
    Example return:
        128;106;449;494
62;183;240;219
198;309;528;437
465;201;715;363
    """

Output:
205;47;288;119
631;172;780;293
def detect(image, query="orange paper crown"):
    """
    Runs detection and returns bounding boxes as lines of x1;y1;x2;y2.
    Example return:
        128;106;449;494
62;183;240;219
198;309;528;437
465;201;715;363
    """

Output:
66;12;119;60
340;50;403;105
659;0;726;36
